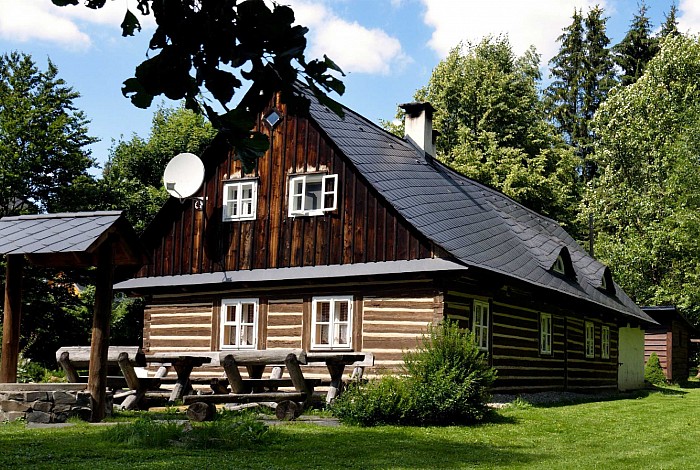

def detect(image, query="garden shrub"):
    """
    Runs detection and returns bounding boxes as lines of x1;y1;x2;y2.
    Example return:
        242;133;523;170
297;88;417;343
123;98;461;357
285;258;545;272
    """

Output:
332;321;496;426
645;352;667;385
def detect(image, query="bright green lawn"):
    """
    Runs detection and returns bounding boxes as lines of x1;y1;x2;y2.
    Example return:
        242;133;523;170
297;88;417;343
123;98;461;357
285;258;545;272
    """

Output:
2;385;699;469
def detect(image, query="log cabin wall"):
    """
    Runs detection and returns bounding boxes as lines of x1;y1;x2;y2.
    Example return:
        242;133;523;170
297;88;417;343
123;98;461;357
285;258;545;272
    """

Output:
137;93;433;278
444;279;620;393
143;301;214;353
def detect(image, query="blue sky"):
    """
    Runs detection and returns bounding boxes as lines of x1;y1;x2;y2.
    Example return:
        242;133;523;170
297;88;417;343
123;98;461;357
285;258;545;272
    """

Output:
1;0;698;174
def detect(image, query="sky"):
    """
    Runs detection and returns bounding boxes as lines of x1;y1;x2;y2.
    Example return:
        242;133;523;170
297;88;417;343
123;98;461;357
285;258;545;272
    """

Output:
1;0;699;175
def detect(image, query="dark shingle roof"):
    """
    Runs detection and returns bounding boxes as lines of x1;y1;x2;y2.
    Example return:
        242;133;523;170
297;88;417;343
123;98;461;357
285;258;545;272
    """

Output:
302;90;652;324
0;211;147;267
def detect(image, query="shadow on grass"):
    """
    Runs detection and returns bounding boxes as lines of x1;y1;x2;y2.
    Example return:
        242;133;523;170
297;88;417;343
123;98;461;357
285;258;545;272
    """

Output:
0;417;541;470
523;390;653;409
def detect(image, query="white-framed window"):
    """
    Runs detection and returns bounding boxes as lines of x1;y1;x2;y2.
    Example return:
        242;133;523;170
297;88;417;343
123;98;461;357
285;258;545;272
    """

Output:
288;173;338;217
222;180;257;221
601;325;610;359
472;300;490;351
540;313;552;355
585;321;595;358
220;298;258;350
311;296;352;350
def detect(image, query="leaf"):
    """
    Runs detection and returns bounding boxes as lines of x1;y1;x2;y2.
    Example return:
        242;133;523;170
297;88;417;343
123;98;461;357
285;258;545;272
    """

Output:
203;69;242;105
121;78;154;109
234;132;270;173
51;0;79;6
120;9;142;37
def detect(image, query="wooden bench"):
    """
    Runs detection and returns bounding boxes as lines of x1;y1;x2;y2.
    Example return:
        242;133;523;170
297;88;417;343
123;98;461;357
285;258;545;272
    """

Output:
56;346;145;387
183;349;317;407
55;347;162;410
305;352;375;403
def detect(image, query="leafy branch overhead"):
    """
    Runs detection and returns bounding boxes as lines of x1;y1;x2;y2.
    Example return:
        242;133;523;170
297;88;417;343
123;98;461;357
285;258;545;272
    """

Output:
51;0;345;171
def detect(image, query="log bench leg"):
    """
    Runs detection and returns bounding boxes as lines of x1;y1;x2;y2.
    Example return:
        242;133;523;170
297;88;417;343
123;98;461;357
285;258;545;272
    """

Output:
326;364;346;404
170;362;195;402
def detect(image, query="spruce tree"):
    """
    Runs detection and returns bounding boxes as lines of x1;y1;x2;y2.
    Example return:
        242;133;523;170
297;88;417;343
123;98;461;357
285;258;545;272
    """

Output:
613;2;659;86
659;3;680;40
546;9;585;151
582;6;616;179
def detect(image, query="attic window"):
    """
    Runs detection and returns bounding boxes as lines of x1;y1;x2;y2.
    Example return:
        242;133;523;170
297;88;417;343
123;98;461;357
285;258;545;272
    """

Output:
553;255;566;275
264;110;281;128
601;275;607;290
288;173;338;217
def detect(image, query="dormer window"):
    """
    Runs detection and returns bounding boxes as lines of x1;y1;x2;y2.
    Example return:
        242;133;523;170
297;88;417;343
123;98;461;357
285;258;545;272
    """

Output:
600;275;607;290
223;179;257;221
288;173;338;217
553;255;566;275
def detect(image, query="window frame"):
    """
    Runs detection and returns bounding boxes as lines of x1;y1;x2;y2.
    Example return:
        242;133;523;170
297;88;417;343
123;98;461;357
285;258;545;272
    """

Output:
219;298;259;350
310;295;353;351
601;325;610;360
472;300;490;352
585;321;595;359
553;255;566;275
540;313;553;355
222;179;258;222
288;173;338;217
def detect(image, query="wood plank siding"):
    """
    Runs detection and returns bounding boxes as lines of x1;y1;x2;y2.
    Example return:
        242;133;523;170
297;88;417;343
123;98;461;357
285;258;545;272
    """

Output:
645;319;691;381
137;94;432;278
143;301;214;353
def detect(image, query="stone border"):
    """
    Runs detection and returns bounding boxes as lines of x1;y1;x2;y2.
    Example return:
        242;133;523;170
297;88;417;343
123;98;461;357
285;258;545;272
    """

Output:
0;389;112;423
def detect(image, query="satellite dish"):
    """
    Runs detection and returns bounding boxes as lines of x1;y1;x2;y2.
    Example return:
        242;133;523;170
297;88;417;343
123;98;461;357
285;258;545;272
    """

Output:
163;152;205;199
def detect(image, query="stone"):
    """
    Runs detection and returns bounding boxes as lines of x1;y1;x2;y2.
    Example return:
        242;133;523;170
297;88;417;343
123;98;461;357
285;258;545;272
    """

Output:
26;410;51;424
0;393;7;401
4;411;26;422
71;407;92;421
31;400;54;413
6;393;25;401
75;392;90;407
52;404;72;413
0;400;31;412
52;391;77;405
53;412;69;423
24;392;47;402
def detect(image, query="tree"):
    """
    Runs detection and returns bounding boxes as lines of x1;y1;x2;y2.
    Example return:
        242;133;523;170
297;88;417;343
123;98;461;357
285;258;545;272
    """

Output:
546;7;616;179
414;37;579;225
613;2;659;86
0;52;99;366
0;52;97;216
658;3;680;40
100;105;217;232
585;35;700;324
52;0;344;171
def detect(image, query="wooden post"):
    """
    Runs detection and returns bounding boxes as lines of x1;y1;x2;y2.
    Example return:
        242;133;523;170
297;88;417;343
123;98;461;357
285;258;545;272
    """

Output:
88;242;114;422
0;255;23;383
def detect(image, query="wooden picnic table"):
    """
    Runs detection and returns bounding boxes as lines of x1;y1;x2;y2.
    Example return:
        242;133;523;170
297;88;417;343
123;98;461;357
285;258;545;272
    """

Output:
144;353;212;402
305;352;374;403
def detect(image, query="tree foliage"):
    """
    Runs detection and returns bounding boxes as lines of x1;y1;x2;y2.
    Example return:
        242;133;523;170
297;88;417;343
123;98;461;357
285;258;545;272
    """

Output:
415;37;579;224
0;52;99;366
586;35;700;324
613;2;659;86
0;52;97;216
52;0;345;171
546;7;616;179
100;105;217;232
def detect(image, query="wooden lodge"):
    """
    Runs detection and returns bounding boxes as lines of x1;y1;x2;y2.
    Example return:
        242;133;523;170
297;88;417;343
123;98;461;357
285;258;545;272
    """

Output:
115;85;656;393
642;306;697;382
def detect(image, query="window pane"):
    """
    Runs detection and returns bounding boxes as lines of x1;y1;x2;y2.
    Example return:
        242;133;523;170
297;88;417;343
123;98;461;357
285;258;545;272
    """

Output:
242;303;255;323
335;324;348;345
305;180;322;210
316;324;329;344
335;300;349;322
226;305;236;323
317;301;330;323
223;326;235;345
240;324;254;346
242;185;253;199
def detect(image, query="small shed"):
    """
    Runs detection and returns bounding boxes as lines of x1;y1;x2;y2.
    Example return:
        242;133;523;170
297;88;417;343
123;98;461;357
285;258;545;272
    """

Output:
0;211;146;421
642;306;698;382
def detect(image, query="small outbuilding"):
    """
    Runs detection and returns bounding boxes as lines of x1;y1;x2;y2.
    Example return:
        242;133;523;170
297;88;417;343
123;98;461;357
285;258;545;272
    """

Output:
642;306;697;382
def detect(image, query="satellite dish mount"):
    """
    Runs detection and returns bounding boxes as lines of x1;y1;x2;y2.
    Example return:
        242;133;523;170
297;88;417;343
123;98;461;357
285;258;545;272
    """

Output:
163;152;207;210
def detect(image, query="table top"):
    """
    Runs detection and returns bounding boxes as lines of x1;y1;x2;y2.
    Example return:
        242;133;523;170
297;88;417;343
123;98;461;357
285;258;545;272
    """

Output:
145;352;213;366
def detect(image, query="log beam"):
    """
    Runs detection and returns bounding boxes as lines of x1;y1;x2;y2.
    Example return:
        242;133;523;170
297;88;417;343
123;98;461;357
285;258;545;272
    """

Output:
0;255;23;383
87;242;114;422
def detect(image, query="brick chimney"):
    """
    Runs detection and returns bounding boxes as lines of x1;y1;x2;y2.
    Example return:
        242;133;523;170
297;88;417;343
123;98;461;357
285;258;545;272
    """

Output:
399;102;436;158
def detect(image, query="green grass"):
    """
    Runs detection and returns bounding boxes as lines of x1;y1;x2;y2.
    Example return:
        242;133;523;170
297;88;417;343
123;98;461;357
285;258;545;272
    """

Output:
2;384;700;469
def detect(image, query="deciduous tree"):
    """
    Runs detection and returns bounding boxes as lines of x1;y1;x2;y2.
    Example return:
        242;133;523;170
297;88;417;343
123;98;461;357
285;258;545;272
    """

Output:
586;35;700;324
414;37;579;226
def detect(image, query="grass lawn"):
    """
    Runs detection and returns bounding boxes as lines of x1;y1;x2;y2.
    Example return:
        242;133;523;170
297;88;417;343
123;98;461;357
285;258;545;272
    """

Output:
1;384;699;469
